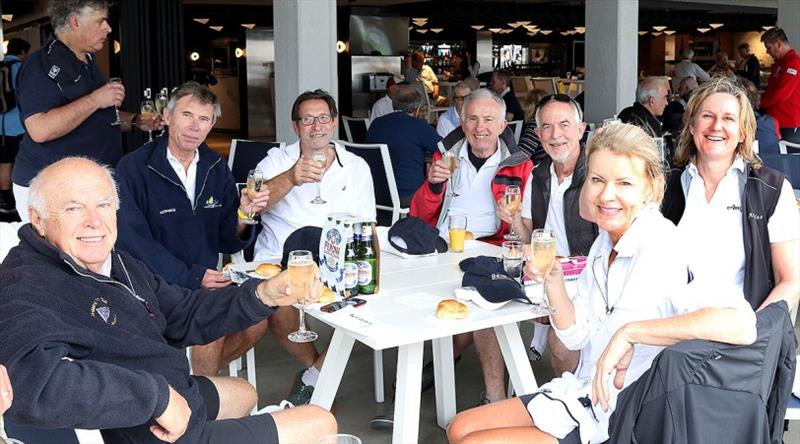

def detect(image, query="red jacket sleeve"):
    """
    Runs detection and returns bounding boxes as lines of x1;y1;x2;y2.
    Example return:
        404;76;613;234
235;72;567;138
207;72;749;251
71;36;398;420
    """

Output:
761;56;800;110
409;151;445;226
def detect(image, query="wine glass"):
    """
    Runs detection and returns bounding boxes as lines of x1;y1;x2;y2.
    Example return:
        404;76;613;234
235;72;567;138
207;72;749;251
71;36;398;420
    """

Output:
442;150;459;197
310;151;327;205
140;100;156;142
287;250;319;343
502;240;524;283
156;88;170;137
530;229;556;307
108;77;123;126
503;185;521;240
242;169;263;225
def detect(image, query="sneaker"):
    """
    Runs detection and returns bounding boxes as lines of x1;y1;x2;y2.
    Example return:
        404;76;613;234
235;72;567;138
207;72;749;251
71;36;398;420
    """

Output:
476;392;493;407
286;369;314;406
369;399;394;430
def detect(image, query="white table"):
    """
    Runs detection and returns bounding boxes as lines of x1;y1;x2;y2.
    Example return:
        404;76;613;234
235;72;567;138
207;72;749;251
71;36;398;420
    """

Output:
308;241;552;443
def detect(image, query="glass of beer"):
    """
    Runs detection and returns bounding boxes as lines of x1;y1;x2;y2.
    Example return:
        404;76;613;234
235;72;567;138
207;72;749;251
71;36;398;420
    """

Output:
287;250;319;343
242;169;263;225
530;229;556;306
310;151;327;204
442;150;460;197
503;185;522;240
448;213;467;253
502;240;524;282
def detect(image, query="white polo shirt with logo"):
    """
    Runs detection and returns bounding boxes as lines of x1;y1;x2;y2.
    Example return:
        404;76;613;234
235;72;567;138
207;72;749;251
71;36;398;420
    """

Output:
254;141;376;260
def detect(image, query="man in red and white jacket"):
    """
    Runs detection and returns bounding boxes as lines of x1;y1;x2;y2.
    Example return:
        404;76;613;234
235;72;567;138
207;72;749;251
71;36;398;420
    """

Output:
410;89;533;246
761;28;800;144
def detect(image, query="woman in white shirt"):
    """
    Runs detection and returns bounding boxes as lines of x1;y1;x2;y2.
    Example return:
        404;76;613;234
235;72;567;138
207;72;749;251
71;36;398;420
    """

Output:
447;123;757;444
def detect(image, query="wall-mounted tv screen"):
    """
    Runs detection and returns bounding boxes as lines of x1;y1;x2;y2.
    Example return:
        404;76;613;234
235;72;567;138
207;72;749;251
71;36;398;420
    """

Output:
350;15;409;56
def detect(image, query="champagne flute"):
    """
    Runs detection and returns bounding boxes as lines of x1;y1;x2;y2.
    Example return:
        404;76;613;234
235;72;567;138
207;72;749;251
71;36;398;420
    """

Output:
155;88;169;137
530;229;556;307
287;250;319;343
140;100;156;142
442;150;459;197
310;151;327;204
503;185;522;240
242;169;263;225
108;77;123;126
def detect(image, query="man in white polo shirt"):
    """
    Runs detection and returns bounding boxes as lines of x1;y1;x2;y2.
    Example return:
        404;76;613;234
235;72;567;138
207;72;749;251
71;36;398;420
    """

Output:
253;90;375;405
255;90;376;260
410;88;533;405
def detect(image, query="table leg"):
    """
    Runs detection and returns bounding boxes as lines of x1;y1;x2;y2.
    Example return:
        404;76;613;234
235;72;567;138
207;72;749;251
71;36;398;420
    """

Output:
373;349;385;403
392;341;424;444
494;322;538;396
432;336;455;429
309;328;355;410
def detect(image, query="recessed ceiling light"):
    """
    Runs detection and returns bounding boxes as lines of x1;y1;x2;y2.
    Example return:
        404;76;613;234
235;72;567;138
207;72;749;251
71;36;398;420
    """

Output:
193;18;210;25
638;31;648;35
471;25;485;30
762;25;775;31
489;28;502;33
709;23;724;29
575;26;586;33
539;30;553;35
416;29;428;34
209;26;223;32
697;27;711;33
652;26;667;31
663;30;676;35
1;14;13;22
430;28;443;33
508;22;522;28
652;31;663;36
240;23;256;30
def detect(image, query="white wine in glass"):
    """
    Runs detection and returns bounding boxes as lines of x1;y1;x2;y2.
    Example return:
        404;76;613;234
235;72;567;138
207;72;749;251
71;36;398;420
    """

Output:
310;151;327;204
503;185;522;240
140;100;156;142
287;250;318;343
443;150;459;197
531;229;556;306
242;169;263;225
108;77;123;126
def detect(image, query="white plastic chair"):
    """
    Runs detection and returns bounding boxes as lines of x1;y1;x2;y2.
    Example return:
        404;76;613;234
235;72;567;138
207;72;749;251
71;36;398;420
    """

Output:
507;120;523;143
778;140;800;154
342;116;369;143
339;141;409;225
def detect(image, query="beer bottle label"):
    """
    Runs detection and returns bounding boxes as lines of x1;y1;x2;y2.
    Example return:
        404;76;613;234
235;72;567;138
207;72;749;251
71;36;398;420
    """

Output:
344;261;359;289
357;260;373;286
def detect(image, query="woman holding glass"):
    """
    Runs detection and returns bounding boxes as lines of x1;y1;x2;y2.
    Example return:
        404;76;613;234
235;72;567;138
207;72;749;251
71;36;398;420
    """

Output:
448;123;757;444
663;77;799;313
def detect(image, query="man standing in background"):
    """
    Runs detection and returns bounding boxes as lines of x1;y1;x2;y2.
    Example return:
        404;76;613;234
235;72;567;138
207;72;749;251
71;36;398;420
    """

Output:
761;28;800;144
0;38;30;217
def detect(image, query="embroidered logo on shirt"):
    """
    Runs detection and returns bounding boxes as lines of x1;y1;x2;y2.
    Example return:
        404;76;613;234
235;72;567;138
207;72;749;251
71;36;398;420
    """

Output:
159;208;176;215
48;65;61;79
788;68;798;76
90;297;118;325
726;204;741;212
203;196;222;209
748;212;764;220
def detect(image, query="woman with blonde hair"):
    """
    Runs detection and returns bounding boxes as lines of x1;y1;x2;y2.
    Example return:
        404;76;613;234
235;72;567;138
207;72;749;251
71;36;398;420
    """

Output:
663;76;799;312
447;123;756;444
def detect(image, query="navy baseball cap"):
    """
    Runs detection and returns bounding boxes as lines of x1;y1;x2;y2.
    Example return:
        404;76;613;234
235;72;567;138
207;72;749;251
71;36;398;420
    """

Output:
388;216;448;255
281;226;322;268
459;256;530;305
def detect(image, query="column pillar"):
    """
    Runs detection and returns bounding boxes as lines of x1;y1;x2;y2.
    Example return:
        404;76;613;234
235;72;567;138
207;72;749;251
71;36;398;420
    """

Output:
584;0;639;125
777;0;800;47
274;0;338;144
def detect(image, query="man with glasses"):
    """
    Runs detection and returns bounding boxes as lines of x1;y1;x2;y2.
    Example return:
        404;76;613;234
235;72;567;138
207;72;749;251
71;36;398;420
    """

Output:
617;77;670;138
498;94;598;376
253;90;375;404
366;84;440;207
436;81;474;138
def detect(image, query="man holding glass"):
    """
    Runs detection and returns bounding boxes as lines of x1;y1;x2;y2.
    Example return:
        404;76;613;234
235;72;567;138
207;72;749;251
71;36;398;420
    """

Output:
0;157;337;444
11;0;153;222
115;82;274;378
498;94;598;376
254;90;375;404
409;88;533;405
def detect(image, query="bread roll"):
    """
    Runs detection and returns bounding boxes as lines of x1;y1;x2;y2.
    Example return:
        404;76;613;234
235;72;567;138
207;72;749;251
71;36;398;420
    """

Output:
318;287;335;304
464;231;474;240
436;299;468;320
222;263;233;274
254;263;281;278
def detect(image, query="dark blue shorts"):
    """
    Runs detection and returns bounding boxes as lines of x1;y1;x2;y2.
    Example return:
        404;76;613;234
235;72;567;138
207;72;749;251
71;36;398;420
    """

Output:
518;393;582;444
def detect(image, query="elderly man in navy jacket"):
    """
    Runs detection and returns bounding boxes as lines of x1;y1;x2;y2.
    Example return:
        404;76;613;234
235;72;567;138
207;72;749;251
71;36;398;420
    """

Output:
115;82;319;378
0;157;336;443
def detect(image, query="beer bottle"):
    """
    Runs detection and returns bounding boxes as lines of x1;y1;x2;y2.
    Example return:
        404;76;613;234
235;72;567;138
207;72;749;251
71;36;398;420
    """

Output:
343;223;360;297
357;223;377;294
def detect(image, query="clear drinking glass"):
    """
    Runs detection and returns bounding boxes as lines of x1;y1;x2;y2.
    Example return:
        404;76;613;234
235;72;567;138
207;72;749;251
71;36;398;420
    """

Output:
287;250;318;343
530;229;556;307
442;150;459;197
502;240;524;282
108;77;123;126
241;169;263;225
503;184;522;240
310;151;327;205
448;213;467;253
140;100;156;142
155;88;169;137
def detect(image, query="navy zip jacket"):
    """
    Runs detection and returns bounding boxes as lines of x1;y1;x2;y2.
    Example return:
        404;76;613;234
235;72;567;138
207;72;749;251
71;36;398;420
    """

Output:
0;225;271;443
115;136;252;289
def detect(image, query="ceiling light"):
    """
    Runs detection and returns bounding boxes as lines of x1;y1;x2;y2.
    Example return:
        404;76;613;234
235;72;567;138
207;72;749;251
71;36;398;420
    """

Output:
240;23;256;30
560;31;570;36
2;14;13;22
697;27;711;33
652;31;663;36
471;25;485;30
539;30;553;35
652;26;667;31
193;18;210;25
409;26;413;30
517;21;531;26
709;23;724;29
113;40;121;54
489;28;502;33
638;31;648;36
663;30;676;35
762;26;775;31
209;26;223;32
430;28;443;33
411;17;428;26
528;30;539;36
416;29;428;34
524;25;538;32
335;41;346;54
575;26;586;33
235;47;246;58
502;29;514;34
189;52;200;61
508;22;522;28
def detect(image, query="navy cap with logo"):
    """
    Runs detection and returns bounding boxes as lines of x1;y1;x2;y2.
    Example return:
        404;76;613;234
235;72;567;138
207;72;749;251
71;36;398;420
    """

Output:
388;216;448;255
281;226;322;269
459;256;530;305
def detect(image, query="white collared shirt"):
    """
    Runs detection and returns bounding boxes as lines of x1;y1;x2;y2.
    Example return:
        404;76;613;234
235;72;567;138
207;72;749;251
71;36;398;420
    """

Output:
499;86;511;98
436;142;502;238
254;141;376;259
166;148;200;206
369;95;396;124
521;164;572;256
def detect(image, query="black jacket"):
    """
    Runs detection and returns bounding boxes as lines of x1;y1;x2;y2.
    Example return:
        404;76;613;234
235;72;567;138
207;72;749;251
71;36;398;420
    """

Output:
618;102;664;137
662;163;785;310
607;301;796;444
529;153;598;256
0;225;271;443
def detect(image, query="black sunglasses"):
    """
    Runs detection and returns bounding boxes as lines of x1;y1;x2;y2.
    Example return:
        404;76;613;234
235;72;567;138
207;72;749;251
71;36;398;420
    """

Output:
536;94;583;121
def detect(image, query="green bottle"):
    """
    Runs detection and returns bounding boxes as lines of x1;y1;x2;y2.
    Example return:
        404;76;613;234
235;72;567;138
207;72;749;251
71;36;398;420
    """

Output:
357;223;377;294
343;223;360;297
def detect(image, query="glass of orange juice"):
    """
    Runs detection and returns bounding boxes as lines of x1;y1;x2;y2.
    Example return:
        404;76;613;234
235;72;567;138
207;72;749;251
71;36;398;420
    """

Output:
448;213;467;253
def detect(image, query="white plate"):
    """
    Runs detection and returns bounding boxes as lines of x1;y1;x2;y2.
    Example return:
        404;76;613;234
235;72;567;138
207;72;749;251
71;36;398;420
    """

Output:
228;261;281;283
